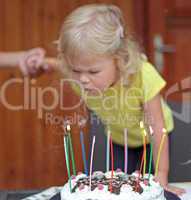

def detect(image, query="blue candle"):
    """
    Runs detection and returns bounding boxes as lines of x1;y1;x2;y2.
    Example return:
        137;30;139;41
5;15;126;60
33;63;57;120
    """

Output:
80;130;88;175
106;128;111;172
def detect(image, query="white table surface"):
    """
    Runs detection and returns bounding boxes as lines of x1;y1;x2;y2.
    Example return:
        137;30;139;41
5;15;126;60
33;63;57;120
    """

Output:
23;183;191;200
170;182;191;200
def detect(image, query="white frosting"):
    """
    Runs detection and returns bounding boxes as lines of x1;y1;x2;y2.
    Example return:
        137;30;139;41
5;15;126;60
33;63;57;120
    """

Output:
61;171;166;200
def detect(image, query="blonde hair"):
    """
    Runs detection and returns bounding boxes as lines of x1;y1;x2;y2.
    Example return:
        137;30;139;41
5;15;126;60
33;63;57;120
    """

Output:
58;4;143;86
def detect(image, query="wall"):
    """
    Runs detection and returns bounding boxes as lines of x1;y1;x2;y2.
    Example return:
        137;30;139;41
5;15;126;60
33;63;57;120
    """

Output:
0;0;139;189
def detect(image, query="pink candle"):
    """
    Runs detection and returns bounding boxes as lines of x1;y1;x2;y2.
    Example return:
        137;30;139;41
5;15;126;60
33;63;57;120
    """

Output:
110;137;114;192
124;128;128;174
89;136;96;190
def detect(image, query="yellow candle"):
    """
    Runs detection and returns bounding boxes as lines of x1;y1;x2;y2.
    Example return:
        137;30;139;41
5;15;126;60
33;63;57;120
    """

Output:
140;121;147;177
155;128;167;177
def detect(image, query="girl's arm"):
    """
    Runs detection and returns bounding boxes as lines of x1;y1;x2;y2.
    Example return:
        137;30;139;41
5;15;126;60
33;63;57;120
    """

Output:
144;94;185;196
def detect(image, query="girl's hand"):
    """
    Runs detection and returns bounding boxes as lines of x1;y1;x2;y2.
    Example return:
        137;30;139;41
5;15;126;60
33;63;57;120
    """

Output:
19;48;52;76
155;171;185;196
164;184;185;196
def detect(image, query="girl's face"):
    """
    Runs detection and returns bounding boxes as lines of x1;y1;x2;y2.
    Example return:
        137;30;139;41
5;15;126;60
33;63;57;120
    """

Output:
66;54;119;95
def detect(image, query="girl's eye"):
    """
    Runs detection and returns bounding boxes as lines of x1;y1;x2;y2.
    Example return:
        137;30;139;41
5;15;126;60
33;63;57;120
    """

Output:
89;71;100;74
72;69;81;73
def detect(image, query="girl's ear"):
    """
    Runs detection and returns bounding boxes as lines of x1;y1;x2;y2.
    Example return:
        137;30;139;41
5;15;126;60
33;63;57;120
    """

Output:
113;57;121;82
114;56;123;73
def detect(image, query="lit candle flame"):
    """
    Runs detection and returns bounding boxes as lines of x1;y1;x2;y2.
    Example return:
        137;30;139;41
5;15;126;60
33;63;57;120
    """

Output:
143;130;147;136
162;128;167;134
66;124;71;131
140;121;144;129
149;126;154;136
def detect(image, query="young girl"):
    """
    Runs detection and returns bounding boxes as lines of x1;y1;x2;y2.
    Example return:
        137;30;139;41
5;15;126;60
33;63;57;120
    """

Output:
56;3;184;197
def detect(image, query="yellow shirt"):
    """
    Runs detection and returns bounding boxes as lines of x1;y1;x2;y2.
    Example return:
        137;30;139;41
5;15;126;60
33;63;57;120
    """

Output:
71;61;174;147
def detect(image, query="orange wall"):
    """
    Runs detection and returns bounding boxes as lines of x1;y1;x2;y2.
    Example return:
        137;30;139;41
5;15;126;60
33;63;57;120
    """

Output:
0;0;140;189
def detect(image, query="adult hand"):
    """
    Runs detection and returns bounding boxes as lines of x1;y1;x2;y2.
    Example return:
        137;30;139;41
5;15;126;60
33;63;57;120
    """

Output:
19;47;52;76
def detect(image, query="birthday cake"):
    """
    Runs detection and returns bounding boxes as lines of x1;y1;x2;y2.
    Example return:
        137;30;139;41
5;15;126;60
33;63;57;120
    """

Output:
61;170;166;200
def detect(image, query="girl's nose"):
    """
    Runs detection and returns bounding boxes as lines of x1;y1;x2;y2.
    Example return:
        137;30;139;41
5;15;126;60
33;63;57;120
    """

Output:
79;74;90;84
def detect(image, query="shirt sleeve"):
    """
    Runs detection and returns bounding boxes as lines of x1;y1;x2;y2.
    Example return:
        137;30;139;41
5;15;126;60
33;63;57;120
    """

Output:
141;62;166;102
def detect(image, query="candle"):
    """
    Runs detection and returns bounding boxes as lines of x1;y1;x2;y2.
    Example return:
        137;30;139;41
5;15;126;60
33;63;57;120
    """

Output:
110;137;114;192
136;149;144;191
80;129;88;175
143;129;147;177
89;136;96;190
63;136;72;192
140;121;147;177
106;128;111;172
67;124;76;175
148;126;154;181
155;128;167;177
124;128;128;174
110;137;114;178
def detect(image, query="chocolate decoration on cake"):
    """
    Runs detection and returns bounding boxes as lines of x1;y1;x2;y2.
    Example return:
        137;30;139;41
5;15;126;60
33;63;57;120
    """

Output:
71;173;144;195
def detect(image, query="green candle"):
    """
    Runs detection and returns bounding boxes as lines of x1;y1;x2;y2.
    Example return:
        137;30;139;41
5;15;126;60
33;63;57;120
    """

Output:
67;124;76;175
148;126;154;181
148;142;153;181
64;136;72;192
